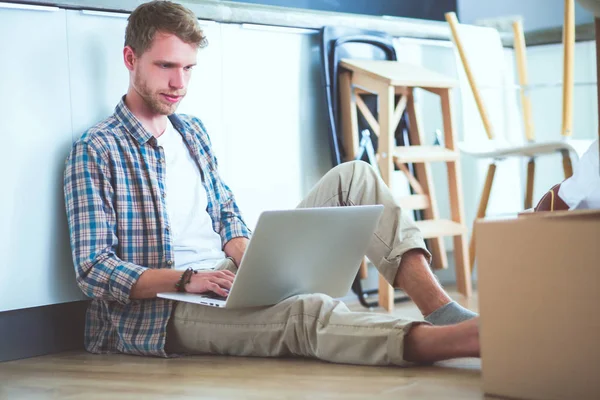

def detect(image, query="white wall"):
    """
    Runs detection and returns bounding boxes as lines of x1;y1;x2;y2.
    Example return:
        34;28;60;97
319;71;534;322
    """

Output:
458;0;594;31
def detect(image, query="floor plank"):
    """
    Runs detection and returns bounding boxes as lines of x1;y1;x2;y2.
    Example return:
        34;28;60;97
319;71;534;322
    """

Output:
0;289;485;400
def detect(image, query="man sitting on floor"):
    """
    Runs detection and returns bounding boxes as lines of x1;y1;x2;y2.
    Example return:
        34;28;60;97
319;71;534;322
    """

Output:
64;0;479;366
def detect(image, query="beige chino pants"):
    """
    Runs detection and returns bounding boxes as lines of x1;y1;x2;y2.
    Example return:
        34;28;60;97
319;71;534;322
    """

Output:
167;161;430;366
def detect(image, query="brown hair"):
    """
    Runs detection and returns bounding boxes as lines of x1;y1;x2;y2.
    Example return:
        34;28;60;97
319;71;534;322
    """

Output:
125;0;207;55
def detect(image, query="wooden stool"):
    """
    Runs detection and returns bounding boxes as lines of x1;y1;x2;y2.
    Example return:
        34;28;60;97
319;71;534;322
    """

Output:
339;59;472;311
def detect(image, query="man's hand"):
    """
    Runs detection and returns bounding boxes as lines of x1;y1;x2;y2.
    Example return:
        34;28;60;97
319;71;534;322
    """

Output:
185;270;235;297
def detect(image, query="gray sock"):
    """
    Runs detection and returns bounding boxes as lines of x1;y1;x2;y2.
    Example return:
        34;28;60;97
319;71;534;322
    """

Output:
424;301;478;326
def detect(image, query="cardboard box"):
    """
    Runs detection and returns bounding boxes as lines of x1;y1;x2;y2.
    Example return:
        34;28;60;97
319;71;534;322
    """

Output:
476;210;600;400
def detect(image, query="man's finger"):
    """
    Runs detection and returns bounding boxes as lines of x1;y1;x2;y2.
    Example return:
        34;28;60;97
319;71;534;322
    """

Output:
217;270;236;278
213;271;235;282
208;282;229;297
212;277;233;290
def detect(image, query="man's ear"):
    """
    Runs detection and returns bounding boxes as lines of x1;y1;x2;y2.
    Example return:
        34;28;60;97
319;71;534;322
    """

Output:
123;46;136;71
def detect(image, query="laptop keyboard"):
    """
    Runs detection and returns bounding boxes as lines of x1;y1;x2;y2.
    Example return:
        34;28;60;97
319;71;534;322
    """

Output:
204;292;228;301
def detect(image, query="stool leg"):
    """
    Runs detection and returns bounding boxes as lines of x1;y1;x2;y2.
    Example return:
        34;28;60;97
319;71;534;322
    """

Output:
525;158;536;209
470;163;497;273
440;89;472;297
561;150;573;179
358;259;368;280
339;70;359;162
406;91;447;270
377;84;397;311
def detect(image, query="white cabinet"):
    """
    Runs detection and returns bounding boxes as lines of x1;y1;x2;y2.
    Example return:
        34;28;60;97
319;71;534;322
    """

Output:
0;7;332;311
65;10;130;140
177;20;227;164
0;4;82;311
220;24;330;229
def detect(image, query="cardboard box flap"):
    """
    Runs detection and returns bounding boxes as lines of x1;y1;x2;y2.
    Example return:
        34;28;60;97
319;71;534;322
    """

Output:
517;208;600;220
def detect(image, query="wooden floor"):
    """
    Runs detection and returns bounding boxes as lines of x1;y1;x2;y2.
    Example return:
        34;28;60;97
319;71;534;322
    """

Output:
0;290;489;400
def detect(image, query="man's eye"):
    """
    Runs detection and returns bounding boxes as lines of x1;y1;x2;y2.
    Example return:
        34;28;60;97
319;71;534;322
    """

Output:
184;66;194;71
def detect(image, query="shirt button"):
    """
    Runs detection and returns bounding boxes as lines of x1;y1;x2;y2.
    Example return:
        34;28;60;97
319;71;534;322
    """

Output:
166;260;174;266
162;192;166;198
158;158;164;164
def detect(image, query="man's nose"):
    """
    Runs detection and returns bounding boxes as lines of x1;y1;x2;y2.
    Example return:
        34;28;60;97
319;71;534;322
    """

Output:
170;69;185;90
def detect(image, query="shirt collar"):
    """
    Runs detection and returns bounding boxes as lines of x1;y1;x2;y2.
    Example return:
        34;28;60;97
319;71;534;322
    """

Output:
114;96;185;145
114;96;154;145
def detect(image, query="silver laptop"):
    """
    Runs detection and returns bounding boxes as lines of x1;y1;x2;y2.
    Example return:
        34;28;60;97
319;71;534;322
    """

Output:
158;205;383;308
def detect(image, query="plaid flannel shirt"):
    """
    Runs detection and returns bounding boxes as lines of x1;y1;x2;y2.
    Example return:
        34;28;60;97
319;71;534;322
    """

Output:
64;98;251;356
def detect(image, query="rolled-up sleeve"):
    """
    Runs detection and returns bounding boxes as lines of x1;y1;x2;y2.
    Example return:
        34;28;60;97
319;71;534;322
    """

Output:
64;140;146;304
217;180;252;245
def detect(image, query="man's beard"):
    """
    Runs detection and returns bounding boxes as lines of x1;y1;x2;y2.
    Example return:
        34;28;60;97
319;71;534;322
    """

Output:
134;74;185;116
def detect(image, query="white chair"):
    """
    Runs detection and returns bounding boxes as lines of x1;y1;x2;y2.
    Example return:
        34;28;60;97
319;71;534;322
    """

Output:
577;0;600;148
445;0;593;271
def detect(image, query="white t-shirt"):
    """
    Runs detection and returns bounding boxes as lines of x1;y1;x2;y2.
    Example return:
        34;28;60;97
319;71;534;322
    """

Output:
156;120;226;270
558;139;600;210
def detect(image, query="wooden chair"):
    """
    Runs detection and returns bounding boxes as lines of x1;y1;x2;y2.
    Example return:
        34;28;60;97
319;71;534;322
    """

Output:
338;60;472;311
445;1;593;271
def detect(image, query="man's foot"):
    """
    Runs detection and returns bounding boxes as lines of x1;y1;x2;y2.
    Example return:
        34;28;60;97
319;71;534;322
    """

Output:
425;301;478;326
404;317;480;363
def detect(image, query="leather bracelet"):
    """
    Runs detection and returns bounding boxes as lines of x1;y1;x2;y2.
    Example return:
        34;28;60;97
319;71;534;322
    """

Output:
175;267;197;292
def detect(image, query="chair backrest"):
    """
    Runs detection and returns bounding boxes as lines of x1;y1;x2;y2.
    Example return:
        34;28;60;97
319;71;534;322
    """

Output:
445;15;524;146
320;26;403;165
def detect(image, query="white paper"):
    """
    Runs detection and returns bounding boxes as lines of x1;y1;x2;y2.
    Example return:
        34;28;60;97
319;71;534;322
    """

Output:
558;139;600;210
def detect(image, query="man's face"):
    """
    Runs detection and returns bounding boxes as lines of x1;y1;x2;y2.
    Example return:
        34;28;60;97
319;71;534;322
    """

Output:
130;32;198;116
